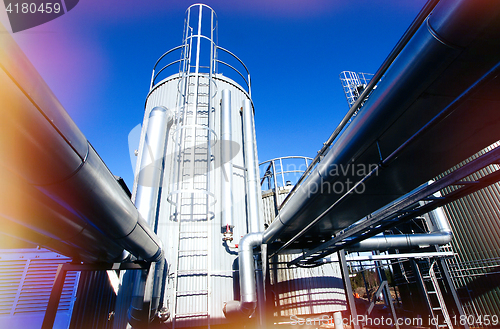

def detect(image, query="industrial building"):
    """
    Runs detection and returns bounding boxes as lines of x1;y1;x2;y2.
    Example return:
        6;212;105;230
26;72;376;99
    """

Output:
1;0;500;328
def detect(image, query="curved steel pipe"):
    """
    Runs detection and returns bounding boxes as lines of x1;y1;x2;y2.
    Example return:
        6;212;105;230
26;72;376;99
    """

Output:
263;0;500;246
223;232;263;319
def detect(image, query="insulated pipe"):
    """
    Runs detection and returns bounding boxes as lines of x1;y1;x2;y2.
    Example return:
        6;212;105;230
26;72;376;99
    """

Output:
347;198;452;251
278;0;440;212
128;106;172;326
39;145;163;262
0;162;126;263
221;90;234;230
346;231;452;251
242;99;262;233
135;106;173;227
223;232;263;318
0;23;162;263
262;0;500;246
128;258;166;326
128;267;150;326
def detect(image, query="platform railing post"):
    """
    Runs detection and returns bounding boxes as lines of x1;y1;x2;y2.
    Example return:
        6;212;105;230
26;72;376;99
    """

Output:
42;263;68;329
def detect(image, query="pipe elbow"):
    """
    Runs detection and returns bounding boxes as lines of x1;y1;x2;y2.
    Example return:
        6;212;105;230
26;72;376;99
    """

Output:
239;232;263;252
223;300;256;319
437;230;453;244
223;232;262;320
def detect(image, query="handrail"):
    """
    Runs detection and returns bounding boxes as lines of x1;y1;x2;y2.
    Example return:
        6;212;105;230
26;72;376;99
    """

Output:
149;5;251;95
153;45;186;71
149;42;252;96
277;0;440;211
215;60;250;91
152;59;184;88
150;46;187;90
216;45;252;96
259;156;313;191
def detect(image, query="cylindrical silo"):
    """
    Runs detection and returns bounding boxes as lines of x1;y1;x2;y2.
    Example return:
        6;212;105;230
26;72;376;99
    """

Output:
127;4;263;327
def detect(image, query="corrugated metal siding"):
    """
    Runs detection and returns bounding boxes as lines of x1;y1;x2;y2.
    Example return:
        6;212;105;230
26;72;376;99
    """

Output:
263;188;347;316
262;188;292;227
270;252;346;316
0;248;79;328
69;271;116;329
437;141;500;318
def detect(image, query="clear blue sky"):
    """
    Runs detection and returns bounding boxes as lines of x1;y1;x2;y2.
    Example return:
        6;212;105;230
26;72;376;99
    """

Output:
1;0;427;188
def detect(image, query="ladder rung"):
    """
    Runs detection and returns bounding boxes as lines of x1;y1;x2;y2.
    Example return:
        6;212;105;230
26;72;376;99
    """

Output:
175;312;209;318
176;290;208;296
433;307;442;311
177;270;208;275
180;236;209;239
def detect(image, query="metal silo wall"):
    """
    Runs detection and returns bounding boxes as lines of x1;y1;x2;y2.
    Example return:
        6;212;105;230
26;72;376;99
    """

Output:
140;73;256;326
438;141;500;318
262;188;347;317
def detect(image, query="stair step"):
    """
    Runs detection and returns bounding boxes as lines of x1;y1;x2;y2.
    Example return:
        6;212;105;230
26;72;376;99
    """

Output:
175;312;209;319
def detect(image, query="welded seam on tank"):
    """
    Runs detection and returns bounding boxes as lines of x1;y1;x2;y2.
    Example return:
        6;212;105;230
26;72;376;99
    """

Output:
426;18;462;50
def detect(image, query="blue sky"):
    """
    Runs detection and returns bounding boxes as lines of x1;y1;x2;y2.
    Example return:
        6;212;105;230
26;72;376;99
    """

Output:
1;0;427;188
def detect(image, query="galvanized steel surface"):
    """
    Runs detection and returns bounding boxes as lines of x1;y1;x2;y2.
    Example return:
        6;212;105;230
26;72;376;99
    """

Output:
141;72;256;326
263;0;500;246
270;252;346;316
262;186;347;316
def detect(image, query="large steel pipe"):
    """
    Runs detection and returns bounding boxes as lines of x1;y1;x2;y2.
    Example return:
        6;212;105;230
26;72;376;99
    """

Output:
242;99;262;233
135;106;173;228
0;22;162;263
221;90;234;230
128;106;172;325
263;0;500;245
347;207;452;251
0;165;126;262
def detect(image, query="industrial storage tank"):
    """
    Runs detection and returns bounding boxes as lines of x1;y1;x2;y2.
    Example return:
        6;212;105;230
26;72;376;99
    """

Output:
259;157;347;321
128;4;264;327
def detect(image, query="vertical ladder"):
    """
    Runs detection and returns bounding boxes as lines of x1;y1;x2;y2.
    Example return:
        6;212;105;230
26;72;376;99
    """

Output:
168;5;218;327
172;74;213;328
